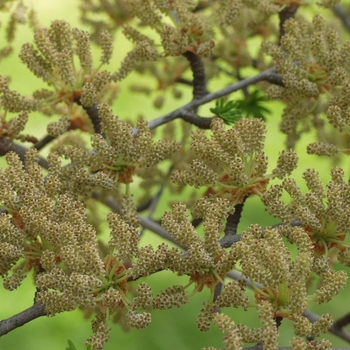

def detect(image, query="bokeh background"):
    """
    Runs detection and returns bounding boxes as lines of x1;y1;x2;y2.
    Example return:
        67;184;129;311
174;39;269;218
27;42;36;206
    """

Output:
0;1;350;349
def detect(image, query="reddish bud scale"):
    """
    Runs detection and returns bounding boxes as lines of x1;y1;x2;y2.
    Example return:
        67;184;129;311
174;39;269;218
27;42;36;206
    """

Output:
205;175;269;204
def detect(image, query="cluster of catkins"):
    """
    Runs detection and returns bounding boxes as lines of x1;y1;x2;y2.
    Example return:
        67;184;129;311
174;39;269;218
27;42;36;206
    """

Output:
0;114;348;350
1;1;350;350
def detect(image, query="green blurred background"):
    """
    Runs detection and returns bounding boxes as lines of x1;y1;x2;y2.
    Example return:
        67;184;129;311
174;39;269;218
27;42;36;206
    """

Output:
0;1;350;349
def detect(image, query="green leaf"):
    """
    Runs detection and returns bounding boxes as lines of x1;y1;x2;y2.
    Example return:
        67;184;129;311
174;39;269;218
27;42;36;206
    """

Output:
65;340;92;350
235;90;271;121
210;98;242;125
66;340;78;350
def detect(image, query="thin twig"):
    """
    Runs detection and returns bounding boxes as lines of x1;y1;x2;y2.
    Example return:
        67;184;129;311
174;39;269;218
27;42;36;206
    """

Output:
219;63;284;87
303;310;350;343
227;271;350;344
139;166;173;236
93;192;188;250
236;70;250;99
175;77;193;86
97;190;303;252
137;198;153;212
34;134;55;151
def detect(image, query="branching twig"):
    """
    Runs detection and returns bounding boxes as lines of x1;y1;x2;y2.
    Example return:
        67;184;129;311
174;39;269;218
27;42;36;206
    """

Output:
264;72;284;87
99;189;303;253
93;192;188;250
216;62;284;88
220;219;302;248
179;110;213;129
236;70;250;99
227;270;350;344
139;166;173;236
144;67;278;132
34;134;56;151
303;310;350;343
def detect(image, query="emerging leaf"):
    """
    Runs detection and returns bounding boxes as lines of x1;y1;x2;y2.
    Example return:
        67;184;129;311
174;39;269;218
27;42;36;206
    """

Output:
235;90;271;121
210;98;242;125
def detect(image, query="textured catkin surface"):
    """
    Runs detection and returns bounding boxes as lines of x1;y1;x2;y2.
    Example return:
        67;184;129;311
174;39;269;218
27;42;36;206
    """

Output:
2;1;350;349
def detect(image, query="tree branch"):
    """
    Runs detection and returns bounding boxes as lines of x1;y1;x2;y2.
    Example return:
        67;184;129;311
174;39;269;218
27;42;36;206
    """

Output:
303;310;350;343
224;200;246;236
144;67;279;132
139;166;173;236
278;4;299;44
182;51;208;100
227;271;350;344
0;302;45;337
0;137;48;169
75;99;103;134
34;134;55;151
213;282;223;312
217;63;284;88
334;312;350;330
93;192;188;250
179;110;213;129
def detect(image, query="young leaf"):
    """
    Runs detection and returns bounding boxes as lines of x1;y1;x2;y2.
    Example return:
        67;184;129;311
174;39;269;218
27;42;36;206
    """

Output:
210;98;242;125
65;340;92;350
235;90;271;121
66;340;78;350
